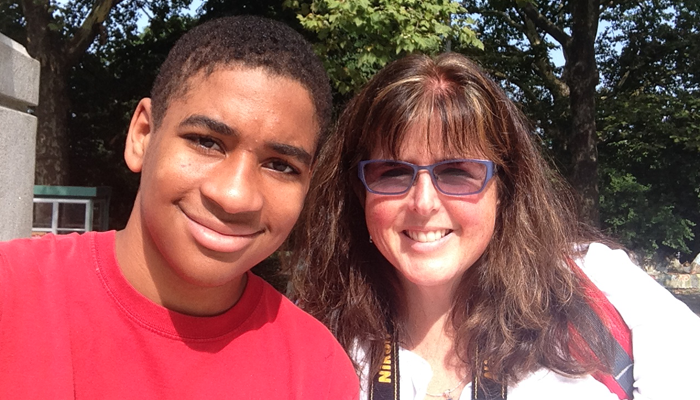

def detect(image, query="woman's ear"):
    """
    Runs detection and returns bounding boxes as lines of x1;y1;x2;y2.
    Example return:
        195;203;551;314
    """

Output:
124;98;154;173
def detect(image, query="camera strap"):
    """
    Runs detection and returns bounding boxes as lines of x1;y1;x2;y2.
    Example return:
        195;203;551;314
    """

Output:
369;339;506;400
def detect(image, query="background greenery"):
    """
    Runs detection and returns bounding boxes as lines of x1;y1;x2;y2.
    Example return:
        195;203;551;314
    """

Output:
2;0;698;262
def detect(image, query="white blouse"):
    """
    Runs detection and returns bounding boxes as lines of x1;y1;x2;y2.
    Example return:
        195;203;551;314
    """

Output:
353;243;700;400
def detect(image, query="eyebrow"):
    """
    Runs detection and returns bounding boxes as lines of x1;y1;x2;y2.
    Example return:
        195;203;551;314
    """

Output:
179;114;313;167
267;142;313;167
180;115;235;137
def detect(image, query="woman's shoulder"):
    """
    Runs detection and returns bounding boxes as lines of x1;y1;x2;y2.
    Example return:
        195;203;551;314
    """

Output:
572;241;680;324
508;369;618;400
572;240;700;343
573;244;700;399
573;242;644;285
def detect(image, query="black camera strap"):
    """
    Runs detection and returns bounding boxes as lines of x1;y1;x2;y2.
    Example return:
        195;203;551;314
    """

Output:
369;340;506;400
369;338;400;400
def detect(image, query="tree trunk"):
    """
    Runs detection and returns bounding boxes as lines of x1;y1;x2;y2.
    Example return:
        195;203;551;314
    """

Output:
34;60;71;185
21;0;122;186
21;0;68;185
511;1;601;225
563;0;600;226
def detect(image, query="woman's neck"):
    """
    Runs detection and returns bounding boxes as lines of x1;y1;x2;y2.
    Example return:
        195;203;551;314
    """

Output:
400;280;470;399
402;281;456;353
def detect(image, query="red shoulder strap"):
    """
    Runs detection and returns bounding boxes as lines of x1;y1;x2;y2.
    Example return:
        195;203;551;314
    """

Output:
568;258;635;399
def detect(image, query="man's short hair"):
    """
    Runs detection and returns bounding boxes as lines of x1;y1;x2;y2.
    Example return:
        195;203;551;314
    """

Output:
150;15;332;145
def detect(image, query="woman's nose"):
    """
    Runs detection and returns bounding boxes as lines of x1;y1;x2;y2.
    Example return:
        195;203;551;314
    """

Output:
410;171;440;215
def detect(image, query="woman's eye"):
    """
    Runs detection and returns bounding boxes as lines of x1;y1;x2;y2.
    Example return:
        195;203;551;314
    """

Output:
380;167;412;178
264;160;299;175
439;167;472;178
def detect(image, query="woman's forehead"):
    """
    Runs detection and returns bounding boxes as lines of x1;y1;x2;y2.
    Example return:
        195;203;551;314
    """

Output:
370;118;489;160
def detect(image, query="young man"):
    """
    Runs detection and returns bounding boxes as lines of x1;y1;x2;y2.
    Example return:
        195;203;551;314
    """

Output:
0;16;358;399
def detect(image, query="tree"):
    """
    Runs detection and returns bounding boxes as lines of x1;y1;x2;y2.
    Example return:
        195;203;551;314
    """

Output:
597;0;700;257
462;0;699;256
285;0;482;96
0;2;25;42
197;0;299;24
17;0;127;185
461;0;612;225
6;0;194;186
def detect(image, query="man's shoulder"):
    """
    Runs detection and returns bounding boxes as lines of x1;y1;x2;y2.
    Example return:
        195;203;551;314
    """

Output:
2;232;86;255
251;274;340;341
2;234;64;262
0;231;113;271
247;274;358;395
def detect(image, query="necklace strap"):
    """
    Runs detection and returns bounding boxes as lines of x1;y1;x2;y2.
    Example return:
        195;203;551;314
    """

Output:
425;375;468;399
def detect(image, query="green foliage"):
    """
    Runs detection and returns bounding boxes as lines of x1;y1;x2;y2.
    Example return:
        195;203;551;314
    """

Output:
0;1;25;45
600;170;695;256
195;0;301;28
597;0;700;257
459;1;581;177
458;0;699;257
597;90;700;257
285;0;482;94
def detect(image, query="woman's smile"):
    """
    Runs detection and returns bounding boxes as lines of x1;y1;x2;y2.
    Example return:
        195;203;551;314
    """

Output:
403;229;452;243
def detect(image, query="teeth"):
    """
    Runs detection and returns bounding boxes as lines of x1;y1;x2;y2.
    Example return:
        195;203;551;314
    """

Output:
405;230;449;243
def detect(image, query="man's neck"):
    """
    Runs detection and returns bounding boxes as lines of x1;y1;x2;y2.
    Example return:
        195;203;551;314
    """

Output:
115;214;247;317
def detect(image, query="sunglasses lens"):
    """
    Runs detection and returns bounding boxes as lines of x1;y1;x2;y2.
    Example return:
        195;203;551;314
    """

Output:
362;161;414;194
361;160;491;195
433;161;488;195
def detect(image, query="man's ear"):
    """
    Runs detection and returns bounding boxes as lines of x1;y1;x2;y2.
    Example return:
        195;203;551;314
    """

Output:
124;98;154;173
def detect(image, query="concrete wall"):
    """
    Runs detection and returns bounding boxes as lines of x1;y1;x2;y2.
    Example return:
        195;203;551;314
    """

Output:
0;34;40;241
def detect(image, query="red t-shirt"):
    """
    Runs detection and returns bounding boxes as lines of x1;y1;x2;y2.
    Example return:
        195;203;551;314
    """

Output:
0;231;358;399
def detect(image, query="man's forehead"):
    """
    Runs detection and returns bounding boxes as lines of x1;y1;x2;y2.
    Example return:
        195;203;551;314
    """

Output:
172;64;319;124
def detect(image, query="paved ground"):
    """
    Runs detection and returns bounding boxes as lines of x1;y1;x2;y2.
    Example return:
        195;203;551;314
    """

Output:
671;290;700;316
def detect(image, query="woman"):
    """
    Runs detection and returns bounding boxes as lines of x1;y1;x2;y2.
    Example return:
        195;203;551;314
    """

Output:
287;53;700;399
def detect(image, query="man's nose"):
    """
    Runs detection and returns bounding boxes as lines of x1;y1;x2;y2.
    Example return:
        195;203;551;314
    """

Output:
200;152;264;216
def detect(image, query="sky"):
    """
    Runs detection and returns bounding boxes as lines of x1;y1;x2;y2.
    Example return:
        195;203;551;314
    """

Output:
53;0;203;31
56;0;615;70
135;0;203;31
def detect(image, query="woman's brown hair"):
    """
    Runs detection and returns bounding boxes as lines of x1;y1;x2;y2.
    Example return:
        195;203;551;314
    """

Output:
285;53;615;385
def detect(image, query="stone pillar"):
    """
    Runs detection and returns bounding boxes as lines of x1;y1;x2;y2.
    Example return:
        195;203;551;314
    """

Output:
0;34;40;241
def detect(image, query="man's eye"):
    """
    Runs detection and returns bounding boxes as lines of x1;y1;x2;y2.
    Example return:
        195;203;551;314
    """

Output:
185;135;223;152
196;137;220;150
264;160;299;175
